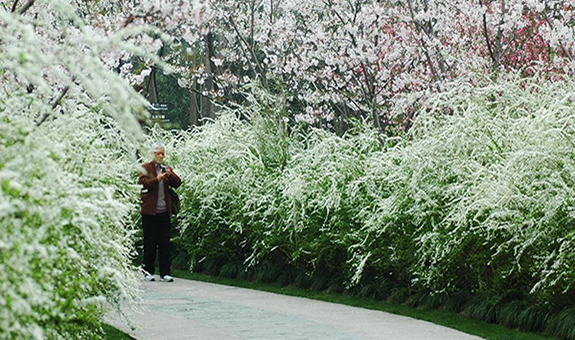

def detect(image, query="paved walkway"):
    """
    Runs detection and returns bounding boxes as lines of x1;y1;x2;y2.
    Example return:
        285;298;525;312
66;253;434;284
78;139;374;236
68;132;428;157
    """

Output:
105;278;484;340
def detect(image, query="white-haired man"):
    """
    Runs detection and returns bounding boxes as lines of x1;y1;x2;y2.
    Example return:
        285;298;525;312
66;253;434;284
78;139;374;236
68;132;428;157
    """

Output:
139;142;181;282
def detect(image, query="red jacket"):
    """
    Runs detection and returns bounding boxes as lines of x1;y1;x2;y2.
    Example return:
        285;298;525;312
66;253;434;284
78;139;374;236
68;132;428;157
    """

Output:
139;162;182;216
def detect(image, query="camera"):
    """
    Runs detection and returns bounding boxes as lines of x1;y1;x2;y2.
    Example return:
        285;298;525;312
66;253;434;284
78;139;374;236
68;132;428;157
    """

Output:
161;165;167;173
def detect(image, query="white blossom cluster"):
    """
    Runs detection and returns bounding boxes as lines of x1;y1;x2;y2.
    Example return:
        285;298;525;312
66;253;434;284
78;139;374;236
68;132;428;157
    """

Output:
0;0;199;338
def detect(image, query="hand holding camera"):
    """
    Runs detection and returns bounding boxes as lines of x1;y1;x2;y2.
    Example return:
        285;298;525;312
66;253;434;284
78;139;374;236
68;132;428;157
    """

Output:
156;165;172;181
156;165;168;181
163;165;173;176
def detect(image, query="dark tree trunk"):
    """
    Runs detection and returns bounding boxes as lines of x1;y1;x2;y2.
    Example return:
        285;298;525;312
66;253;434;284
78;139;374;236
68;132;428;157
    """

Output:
189;87;199;126
144;69;159;103
202;32;217;119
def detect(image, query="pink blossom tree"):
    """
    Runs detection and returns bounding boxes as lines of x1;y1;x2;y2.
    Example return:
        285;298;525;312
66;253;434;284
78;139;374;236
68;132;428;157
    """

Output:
163;0;575;132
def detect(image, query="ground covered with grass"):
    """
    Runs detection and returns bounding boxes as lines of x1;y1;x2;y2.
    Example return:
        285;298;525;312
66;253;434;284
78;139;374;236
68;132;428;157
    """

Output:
103;324;135;340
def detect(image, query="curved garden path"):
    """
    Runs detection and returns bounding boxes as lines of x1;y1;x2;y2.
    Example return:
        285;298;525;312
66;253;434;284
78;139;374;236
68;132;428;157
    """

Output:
105;278;484;340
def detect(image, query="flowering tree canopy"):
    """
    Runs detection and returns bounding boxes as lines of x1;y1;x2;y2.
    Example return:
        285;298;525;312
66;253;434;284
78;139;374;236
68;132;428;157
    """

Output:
165;0;575;132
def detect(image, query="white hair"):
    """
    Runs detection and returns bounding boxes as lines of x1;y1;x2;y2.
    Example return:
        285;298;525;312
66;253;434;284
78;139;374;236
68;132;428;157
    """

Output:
152;142;165;151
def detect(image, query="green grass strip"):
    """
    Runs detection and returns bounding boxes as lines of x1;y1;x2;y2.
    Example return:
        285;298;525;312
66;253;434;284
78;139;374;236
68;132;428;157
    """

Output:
102;323;135;340
172;269;558;340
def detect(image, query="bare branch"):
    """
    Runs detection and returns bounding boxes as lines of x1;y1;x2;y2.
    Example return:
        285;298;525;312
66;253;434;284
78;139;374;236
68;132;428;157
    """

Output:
482;7;496;67
187;85;219;104
481;0;506;73
17;0;34;15
227;20;258;77
269;0;274;24
325;0;358;47
36;86;70;127
11;0;20;12
228;15;267;84
50;86;69;110
250;0;256;52
491;0;507;72
406;0;442;85
542;0;573;63
161;72;220;105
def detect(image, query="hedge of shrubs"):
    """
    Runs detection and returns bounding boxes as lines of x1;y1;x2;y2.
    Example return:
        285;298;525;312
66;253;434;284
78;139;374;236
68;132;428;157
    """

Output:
162;75;575;339
0;108;142;339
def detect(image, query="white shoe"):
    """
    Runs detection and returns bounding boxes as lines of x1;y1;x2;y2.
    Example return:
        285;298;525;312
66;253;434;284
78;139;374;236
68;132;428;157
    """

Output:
144;273;155;282
160;275;174;282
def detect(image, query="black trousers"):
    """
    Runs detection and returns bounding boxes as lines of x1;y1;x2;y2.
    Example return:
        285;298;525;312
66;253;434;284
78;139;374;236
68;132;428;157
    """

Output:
142;212;171;277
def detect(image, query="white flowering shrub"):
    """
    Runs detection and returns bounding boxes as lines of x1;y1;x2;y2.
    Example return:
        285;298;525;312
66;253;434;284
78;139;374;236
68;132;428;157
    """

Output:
170;75;575;338
0;102;140;340
391;73;575;302
273;127;385;289
155;90;295;278
0;1;173;339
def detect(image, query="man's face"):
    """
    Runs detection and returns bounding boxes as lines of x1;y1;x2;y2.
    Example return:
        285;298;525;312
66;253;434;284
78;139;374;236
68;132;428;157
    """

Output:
153;147;165;164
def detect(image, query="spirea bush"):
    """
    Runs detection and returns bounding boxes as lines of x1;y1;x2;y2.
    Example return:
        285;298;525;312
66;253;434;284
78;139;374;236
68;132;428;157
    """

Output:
0;1;160;339
400;74;575;302
0;104;140;340
156;93;298;279
171;74;575;338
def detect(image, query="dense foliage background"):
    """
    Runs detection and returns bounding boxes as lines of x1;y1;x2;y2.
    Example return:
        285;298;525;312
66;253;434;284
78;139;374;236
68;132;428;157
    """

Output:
159;74;575;339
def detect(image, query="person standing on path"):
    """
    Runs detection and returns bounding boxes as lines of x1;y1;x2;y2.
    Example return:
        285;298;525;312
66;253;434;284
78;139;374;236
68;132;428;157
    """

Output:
139;142;181;282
